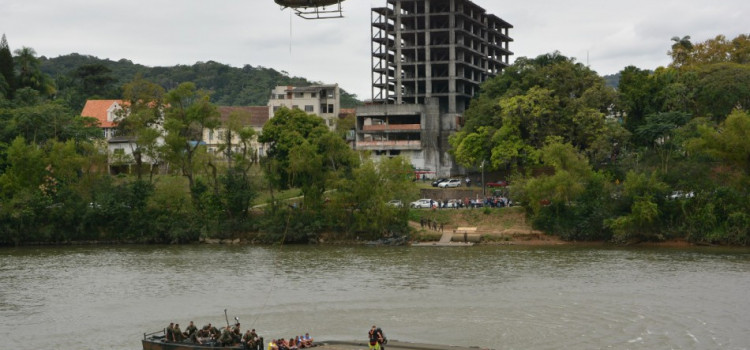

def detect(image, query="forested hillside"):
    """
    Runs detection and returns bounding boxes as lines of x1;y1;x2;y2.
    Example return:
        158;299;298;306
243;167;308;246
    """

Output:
40;53;362;111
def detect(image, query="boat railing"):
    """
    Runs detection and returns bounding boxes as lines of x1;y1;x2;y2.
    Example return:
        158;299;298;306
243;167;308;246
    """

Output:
144;328;166;340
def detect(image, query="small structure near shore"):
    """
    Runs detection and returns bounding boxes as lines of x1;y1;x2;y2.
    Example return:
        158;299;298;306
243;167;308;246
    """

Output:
412;227;477;247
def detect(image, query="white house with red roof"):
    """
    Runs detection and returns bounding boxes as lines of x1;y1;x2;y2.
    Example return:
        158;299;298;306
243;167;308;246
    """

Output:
80;99;123;140
81;99;163;174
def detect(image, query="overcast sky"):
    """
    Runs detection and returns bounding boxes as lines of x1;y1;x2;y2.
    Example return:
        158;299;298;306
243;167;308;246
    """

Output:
1;0;748;100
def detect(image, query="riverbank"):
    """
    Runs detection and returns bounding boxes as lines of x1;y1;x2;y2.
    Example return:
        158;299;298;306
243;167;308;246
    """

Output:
0;206;713;248
408;206;703;247
410;206;564;245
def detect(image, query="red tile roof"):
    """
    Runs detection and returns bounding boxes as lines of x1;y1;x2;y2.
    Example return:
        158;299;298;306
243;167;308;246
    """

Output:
81;100;122;128
217;106;269;128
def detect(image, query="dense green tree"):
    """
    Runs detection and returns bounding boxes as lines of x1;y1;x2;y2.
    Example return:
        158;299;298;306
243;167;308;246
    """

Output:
74;64;117;97
0;34;15;99
326;156;416;238
605;171;670;242
689;109;750;178
259;107;329;189
116;76;165;181
692;63;750;120
452;53;613;171
635;111;691;173
677;34;750;66
14;47;54;97
162;82;221;192
669;35;693;68
618;66;658;134
517;140;615;241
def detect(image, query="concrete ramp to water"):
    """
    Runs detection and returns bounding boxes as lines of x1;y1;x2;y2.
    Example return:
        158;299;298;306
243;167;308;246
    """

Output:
438;230;453;243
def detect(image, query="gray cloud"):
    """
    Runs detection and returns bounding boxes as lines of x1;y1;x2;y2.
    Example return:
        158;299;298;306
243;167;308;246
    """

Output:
1;0;747;100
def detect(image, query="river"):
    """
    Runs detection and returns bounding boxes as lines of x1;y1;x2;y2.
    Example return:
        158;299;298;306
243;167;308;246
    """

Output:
1;244;749;350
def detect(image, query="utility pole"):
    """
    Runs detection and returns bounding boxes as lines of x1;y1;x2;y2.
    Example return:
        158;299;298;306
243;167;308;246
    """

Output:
481;159;486;196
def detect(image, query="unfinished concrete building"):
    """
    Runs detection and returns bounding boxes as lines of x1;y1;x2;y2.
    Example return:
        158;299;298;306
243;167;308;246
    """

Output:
356;0;513;177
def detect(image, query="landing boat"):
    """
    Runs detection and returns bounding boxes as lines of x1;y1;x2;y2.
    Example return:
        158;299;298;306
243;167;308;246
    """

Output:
142;330;263;350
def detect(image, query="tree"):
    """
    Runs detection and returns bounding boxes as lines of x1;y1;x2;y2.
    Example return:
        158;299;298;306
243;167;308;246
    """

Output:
14;47;54;97
618;66;658;134
116;76;165;181
692;63;750;120
517;140;615;241
635;111;691;173
259;107;330;189
0;34;15;99
669;35;693;68
689;109;750;177
677;34;750;66
162;82;220;193
606;171;670;243
451;52;613;170
327;156;416;238
73;63;117;97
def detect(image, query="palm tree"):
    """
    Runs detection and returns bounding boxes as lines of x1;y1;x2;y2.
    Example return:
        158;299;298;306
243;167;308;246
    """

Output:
14;46;55;96
669;35;693;67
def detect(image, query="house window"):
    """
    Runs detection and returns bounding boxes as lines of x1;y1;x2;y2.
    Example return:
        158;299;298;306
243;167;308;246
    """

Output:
294;92;304;98
292;105;299;110
209;130;214;142
113;148;125;155
328;104;334;113
273;106;280;112
277;94;285;100
305;105;314;112
311;93;317;98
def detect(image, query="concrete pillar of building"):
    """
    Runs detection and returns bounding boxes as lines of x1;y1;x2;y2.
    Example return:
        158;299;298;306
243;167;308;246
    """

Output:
425;0;432;99
448;0;457;114
395;0;403;104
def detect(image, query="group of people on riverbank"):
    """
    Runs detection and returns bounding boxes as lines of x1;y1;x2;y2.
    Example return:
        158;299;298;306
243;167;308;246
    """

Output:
267;334;314;350
427;195;512;209
165;321;263;349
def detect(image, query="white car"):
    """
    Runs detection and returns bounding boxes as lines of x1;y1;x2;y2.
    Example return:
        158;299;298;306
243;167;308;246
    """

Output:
438;179;461;188
410;199;433;208
386;200;403;208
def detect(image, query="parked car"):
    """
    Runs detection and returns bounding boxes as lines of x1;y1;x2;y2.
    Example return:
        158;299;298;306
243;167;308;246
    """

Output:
438;179;461;188
410;199;434;208
386;200;404;208
668;191;695;200
486;180;509;188
469;199;484;208
431;178;449;187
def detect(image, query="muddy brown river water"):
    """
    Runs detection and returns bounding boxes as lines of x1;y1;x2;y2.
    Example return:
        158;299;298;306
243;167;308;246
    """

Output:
1;244;749;349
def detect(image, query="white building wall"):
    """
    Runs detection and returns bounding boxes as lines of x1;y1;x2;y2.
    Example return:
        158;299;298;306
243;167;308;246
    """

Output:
267;85;340;130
